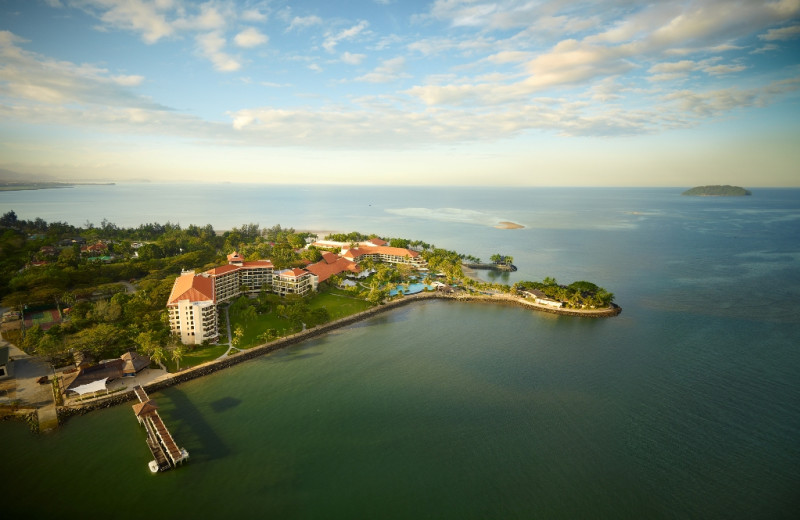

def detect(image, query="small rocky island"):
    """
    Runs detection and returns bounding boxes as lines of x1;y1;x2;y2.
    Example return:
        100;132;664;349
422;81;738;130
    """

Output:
682;185;751;196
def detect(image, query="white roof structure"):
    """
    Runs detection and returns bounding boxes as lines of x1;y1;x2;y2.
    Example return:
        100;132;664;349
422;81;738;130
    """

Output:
68;377;109;395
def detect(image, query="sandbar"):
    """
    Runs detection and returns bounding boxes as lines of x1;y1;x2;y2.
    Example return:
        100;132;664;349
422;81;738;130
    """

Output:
494;221;525;229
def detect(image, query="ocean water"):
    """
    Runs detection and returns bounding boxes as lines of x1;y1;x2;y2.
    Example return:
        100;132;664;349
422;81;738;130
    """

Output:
1;185;799;519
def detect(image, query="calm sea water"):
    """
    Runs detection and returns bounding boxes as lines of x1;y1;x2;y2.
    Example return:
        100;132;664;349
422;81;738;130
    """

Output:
1;185;799;519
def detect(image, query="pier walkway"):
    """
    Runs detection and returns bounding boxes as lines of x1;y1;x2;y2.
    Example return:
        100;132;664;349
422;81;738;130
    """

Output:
132;385;189;472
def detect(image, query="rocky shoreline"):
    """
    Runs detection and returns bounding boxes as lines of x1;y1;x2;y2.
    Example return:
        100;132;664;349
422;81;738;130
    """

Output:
51;291;621;424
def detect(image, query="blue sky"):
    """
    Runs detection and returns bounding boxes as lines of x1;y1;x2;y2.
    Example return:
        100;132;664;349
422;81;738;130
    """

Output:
1;0;799;186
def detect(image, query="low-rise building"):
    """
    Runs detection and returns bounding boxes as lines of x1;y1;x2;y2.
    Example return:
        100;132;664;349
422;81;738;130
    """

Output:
306;252;361;283
273;268;317;296
521;289;565;308
342;245;427;269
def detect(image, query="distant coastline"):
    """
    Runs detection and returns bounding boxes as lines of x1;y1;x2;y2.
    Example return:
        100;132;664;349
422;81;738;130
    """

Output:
0;182;115;192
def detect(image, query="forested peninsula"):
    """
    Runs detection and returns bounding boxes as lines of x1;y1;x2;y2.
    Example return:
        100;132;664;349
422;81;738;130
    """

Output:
682;185;751;196
0;211;617;382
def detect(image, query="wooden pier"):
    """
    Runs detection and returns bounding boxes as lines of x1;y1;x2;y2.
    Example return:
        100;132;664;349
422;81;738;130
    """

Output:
132;385;189;473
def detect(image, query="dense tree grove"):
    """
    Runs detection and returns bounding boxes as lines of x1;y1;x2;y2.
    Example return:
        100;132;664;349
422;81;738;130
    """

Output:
513;278;615;309
0;212;319;364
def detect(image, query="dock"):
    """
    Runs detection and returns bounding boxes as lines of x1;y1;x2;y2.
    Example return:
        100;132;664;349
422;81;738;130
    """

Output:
132;385;189;473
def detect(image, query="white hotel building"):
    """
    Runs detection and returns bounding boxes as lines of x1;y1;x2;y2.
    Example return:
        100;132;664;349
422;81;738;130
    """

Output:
167;252;317;345
167;244;427;346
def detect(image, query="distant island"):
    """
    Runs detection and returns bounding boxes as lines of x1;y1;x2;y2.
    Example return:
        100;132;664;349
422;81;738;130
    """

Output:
682;185;751;196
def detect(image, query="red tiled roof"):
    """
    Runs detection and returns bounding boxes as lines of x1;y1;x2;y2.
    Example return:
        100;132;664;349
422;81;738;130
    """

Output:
241;260;274;268
277;268;309;278
167;273;214;304
343;246;420;260
306;256;360;282
205;264;240;276
367;238;388;246
321;252;339;264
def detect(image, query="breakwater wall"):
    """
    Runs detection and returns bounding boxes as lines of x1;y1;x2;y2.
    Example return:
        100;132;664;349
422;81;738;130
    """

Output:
57;291;620;421
462;262;517;272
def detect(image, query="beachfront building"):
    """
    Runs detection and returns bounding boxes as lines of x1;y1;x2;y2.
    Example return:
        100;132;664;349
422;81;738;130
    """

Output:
166;272;219;344
309;238;389;250
204;253;275;303
520;289;565;308
342;245;427;269
273;268;317;296
167;253;319;344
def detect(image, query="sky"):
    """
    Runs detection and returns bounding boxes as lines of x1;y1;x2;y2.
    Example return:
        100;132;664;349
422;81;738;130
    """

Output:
0;0;799;187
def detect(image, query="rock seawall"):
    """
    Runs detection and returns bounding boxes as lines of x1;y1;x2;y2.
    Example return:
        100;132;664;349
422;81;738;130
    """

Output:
57;291;620;421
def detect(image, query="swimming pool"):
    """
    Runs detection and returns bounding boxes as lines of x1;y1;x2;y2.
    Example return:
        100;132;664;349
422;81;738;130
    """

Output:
388;282;433;296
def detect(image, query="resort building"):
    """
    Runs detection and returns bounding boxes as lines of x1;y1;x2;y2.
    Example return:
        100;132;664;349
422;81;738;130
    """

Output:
167;243;426;345
309;238;388;250
166;252;317;345
520;289;565;308
342;245;427;269
305;252;361;283
166;272;219;344
273;268;317;296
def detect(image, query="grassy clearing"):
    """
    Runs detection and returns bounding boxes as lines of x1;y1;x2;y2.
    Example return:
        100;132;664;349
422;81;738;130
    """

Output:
308;287;372;320
230;308;292;350
164;343;229;372
228;286;373;350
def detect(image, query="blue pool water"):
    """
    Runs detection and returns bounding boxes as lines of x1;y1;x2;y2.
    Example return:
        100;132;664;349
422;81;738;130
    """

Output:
388;282;433;296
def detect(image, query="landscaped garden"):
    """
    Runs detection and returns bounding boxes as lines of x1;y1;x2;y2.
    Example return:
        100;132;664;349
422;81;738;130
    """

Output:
227;285;374;350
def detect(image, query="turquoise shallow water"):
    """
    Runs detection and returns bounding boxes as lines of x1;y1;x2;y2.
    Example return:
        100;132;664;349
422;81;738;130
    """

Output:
1;186;799;518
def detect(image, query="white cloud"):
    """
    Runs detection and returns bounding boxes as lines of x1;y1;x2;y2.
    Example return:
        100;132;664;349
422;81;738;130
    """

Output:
759;24;800;41
234;27;268;48
487;51;531;64
241;8;268;22
112;74;145;86
751;44;779;54
647;58;746;81
703;63;746;75
286;15;323;32
355;57;407;83
663;78;800;117
79;0;175;44
0;31;161;109
323;20;369;53
341;52;366;65
196;32;241;72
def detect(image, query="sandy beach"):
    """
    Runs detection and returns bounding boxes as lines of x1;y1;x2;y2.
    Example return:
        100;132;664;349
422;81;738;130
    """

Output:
494;221;525;229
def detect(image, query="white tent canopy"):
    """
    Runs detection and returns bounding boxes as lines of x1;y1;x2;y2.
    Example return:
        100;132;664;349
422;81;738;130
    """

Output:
68;377;109;395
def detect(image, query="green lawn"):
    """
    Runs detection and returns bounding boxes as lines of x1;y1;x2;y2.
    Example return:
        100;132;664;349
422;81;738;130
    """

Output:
228;287;373;350
229;308;293;349
308;287;372;320
163;343;229;372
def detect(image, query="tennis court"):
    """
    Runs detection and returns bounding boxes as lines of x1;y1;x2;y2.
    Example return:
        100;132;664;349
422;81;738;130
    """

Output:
23;309;62;330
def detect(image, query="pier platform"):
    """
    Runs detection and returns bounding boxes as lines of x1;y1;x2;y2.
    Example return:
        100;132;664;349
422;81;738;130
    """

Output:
132;385;189;472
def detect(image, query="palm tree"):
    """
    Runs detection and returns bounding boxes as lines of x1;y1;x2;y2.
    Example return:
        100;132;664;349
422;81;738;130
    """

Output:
151;346;166;369
232;325;244;348
171;346;184;371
